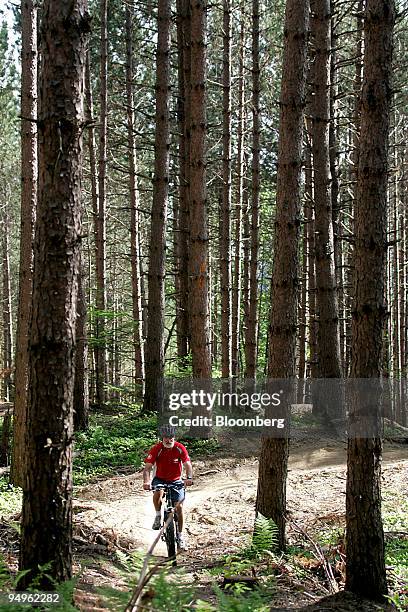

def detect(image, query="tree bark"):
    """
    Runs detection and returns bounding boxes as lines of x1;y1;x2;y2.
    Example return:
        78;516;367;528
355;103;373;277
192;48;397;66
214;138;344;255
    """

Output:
143;0;171;412
310;0;342;380
188;0;211;378
256;0;309;549
95;0;108;408
346;0;395;600
74;261;89;431
19;0;89;587
11;0;38;487
175;0;190;369
126;1;145;386
2;210;13;402
1;211;13;467
220;0;232;378
231;12;246;378
244;0;260;378
84;51;99;405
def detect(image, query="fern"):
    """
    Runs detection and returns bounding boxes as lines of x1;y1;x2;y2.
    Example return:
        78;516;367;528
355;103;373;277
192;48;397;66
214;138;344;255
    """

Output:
151;570;194;610
250;513;279;557
213;584;271;612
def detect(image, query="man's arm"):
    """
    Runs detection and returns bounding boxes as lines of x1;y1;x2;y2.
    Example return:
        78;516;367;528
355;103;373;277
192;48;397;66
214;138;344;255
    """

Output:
143;462;153;490
184;460;193;485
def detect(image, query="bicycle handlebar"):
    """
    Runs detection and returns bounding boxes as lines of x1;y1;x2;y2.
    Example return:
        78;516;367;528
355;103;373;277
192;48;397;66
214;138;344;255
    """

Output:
152;482;186;491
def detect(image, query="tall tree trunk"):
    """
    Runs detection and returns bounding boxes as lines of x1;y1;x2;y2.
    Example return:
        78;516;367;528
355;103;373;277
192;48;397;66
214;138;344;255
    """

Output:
143;0;171;412
74;262;89;431
11;0;38;487
95;0;108;408
19;0;89;587
1;210;13;466
188;0;211;378
84;51;99;405
2;210;13;402
256;0;309;549
175;0;190;369
244;0;260;378
345;0;395;600
310;0;342;380
126;1;145;386
345;0;364;375
298;201;308;382
305;132;319;379
220;0;232;378
231;12;246;378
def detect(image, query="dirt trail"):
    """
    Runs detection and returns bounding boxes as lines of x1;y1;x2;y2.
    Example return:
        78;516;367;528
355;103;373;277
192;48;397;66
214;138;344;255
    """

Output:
74;442;407;558
72;441;407;609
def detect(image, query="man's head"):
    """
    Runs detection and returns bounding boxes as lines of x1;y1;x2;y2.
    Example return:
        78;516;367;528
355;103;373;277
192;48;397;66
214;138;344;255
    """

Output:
159;425;176;448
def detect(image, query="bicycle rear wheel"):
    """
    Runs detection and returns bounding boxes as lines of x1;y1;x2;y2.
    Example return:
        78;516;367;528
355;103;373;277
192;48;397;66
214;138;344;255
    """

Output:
164;510;176;559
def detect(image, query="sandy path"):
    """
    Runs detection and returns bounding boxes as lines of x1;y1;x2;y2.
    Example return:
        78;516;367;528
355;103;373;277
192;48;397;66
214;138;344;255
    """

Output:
74;442;407;555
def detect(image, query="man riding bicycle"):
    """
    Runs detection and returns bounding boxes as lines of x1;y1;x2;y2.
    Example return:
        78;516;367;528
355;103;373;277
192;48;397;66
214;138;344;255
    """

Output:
143;425;193;550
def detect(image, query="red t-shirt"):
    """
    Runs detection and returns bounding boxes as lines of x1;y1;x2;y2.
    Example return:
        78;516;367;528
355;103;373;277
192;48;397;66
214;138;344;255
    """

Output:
145;442;190;481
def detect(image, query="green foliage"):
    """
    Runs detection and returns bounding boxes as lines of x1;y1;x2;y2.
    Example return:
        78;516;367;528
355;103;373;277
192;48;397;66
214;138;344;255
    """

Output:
383;490;408;532
194;600;217;612
0;554;78;611
150;570;194;610
249;514;279;557
73;412;220;485
179;437;221;456
73;413;157;484
97;552;193;611
213;584;270;612
0;477;22;517
384;592;408;612
385;537;408;598
209;556;255;579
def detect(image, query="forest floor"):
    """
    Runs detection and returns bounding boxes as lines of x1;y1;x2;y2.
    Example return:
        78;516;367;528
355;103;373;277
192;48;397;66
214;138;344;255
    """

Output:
72;438;407;610
1;438;407;610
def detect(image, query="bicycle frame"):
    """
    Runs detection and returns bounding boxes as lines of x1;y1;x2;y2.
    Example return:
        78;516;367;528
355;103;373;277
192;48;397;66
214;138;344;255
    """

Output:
153;483;184;560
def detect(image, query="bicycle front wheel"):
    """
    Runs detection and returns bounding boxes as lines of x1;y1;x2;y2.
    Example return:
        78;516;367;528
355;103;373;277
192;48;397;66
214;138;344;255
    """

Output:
164;510;176;559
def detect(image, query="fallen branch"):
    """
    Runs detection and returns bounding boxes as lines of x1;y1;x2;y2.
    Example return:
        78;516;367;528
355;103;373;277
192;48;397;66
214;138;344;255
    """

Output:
125;510;175;612
285;515;339;594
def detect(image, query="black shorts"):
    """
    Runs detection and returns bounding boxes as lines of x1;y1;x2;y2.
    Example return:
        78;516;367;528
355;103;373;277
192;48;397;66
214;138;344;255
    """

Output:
151;477;185;503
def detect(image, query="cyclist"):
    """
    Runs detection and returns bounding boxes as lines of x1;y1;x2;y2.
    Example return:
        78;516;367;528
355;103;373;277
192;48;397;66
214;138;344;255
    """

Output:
143;425;193;550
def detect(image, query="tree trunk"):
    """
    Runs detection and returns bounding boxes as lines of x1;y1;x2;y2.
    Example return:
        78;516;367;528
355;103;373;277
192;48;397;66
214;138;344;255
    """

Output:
188;0;211;378
310;0;342;380
19;0;89;587
84;51;99;405
126;1;145;387
74;262;89;431
231;12;246;378
11;0;38;487
175;0;190;369
95;0;108;408
298;200;308;382
344;0;363;375
220;0;232;378
143;0;171;412
345;0;395;600
1;211;13;467
245;0;260;378
256;0;309;549
2;210;13;402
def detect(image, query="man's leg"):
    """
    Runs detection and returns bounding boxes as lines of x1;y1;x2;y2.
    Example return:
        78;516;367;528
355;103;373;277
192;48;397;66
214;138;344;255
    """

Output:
152;490;164;529
175;501;188;549
153;490;164;512
175;501;184;533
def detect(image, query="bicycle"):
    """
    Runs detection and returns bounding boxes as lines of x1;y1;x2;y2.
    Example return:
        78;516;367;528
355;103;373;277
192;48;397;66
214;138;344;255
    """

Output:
152;482;185;560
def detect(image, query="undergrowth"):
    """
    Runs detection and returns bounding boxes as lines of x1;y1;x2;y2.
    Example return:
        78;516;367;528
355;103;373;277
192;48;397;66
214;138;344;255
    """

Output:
73;411;157;484
73;410;220;485
0;477;21;517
